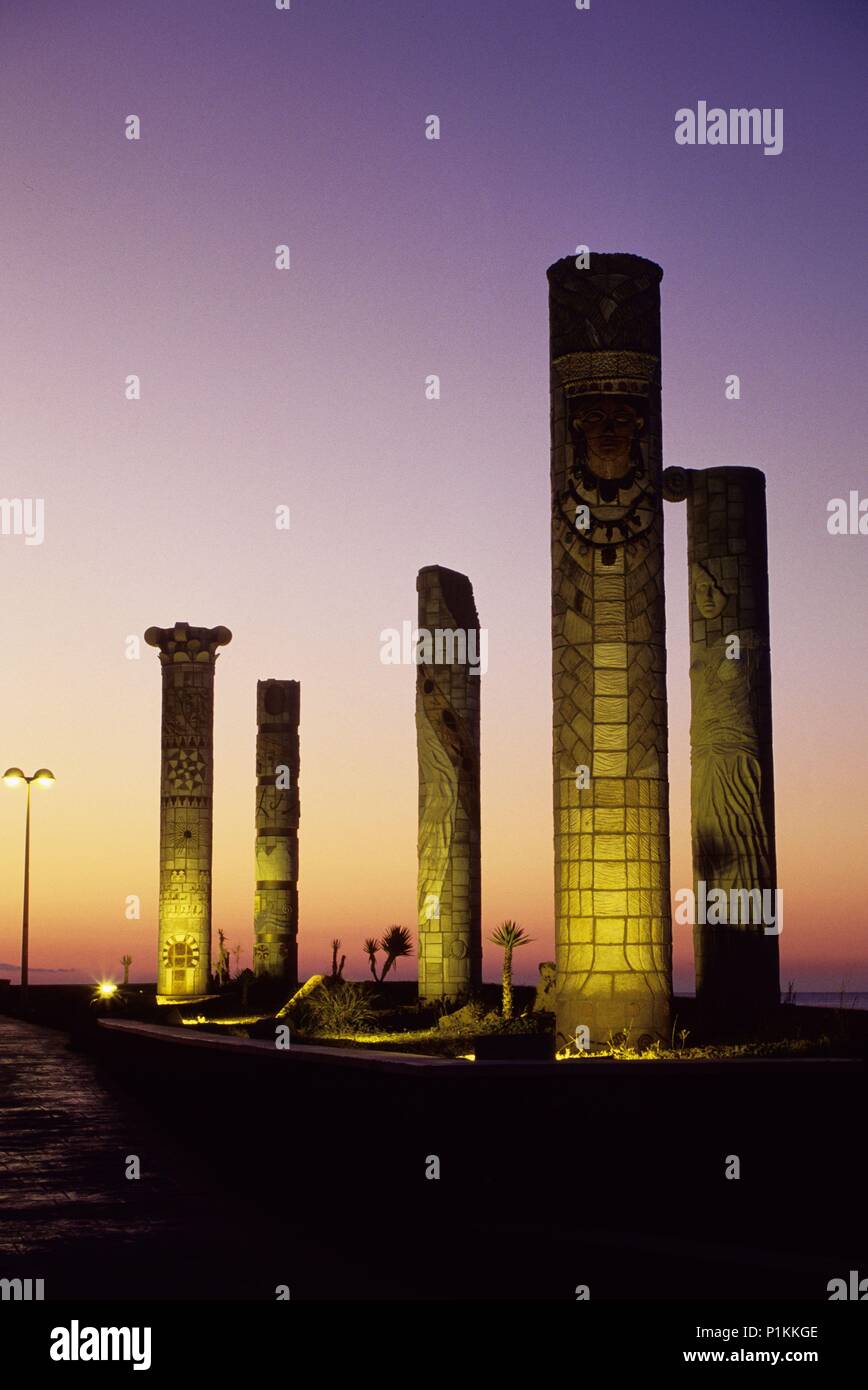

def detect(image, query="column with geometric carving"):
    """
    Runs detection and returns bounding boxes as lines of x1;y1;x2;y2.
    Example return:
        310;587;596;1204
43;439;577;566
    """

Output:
145;622;232;1004
548;253;672;1046
666;465;780;1019
253;679;300;985
416;565;482;1001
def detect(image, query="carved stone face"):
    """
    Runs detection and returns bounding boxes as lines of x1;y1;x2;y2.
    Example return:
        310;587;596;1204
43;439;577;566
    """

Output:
692;563;727;620
572;397;643;481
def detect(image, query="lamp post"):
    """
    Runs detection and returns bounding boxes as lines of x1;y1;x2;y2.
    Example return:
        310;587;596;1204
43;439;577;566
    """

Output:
3;768;55;1001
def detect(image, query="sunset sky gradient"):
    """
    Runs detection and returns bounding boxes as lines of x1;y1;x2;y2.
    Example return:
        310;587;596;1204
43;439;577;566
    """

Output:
1;0;866;991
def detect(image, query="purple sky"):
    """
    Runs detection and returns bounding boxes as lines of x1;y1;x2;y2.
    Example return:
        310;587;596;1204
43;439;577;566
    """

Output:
1;0;866;990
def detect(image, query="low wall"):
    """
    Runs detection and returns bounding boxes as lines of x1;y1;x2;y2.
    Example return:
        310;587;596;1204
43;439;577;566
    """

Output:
85;1016;866;1299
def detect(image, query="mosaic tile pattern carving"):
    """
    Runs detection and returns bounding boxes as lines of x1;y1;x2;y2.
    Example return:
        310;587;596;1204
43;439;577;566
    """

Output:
668;466;780;1017
416;566;482;1000
254;679;300;984
145;622;232;1002
548;254;671;1044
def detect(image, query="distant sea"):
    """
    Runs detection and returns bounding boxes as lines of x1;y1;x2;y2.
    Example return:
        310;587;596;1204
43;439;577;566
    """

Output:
671;989;868;1009
779;991;868;1010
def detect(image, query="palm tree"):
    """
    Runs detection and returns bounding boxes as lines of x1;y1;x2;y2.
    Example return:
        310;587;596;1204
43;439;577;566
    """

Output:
120;955;132;987
489;921;534;1020
378;925;412;982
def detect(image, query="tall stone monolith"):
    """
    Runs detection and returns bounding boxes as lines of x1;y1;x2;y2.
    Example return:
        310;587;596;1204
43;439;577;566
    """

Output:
548;253;671;1045
145;622;232;1003
416;566;482;1000
253;679;300;984
665;465;780;1019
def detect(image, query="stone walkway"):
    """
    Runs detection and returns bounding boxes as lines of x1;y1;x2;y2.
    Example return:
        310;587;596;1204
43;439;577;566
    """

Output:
0;1015;229;1297
0;1015;404;1299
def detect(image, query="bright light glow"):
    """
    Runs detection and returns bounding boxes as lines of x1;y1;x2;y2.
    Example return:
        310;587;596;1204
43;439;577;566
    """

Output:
34;768;55;787
3;768;25;787
181;1014;267;1027
96;981;118;998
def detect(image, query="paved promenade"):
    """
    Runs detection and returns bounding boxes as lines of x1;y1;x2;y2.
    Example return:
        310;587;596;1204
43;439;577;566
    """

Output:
0;1015;235;1297
0;1015;392;1299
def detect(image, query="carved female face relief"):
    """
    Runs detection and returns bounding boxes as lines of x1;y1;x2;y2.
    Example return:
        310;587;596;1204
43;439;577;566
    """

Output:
572;397;644;482
692;563;728;620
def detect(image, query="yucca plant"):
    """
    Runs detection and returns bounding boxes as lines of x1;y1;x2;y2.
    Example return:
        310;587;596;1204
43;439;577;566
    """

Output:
489;920;534;1020
378;925;412;982
364;937;380;980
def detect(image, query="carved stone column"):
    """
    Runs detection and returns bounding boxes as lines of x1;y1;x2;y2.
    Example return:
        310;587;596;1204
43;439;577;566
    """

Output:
665;465;780;1019
254;679;300;984
145;622;232;1003
416;565;482;1000
548;253;671;1046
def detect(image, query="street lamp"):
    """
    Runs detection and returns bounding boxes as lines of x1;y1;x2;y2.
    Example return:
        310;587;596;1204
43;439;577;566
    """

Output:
3;767;55;999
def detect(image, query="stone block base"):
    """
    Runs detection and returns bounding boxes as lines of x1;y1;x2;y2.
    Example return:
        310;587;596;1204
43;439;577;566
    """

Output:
555;989;670;1048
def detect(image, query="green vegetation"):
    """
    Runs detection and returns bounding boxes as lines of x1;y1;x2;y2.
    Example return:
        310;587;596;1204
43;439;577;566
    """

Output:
489;921;534;1019
379;925;413;982
305;981;376;1036
183;971;865;1063
330;939;346;980
557;1034;836;1061
362;926;413;982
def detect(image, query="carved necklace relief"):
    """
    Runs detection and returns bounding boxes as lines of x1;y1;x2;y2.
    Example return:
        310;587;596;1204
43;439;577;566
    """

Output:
554;394;658;566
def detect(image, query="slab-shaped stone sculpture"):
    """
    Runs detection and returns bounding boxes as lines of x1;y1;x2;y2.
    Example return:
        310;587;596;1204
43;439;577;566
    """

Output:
416;566;481;1000
665;465;780;1018
548;253;672;1045
145;622;231;1003
254;679;300;984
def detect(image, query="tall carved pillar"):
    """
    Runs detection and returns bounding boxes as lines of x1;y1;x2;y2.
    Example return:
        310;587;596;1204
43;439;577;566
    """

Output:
254;679;300;984
665;465;780;1019
548;253;671;1045
416;565;482;1000
145;622;232;1003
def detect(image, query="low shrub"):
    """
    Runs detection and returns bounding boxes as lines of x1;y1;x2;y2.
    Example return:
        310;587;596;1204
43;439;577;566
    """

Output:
304;981;376;1036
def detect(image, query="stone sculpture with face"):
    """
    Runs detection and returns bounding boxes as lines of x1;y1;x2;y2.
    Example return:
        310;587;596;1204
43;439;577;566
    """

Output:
557;391;655;562
692;562;728;621
572;396;644;482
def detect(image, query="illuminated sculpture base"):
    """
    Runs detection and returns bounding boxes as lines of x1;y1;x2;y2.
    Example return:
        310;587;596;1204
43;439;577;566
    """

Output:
556;988;670;1048
156;992;218;1007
